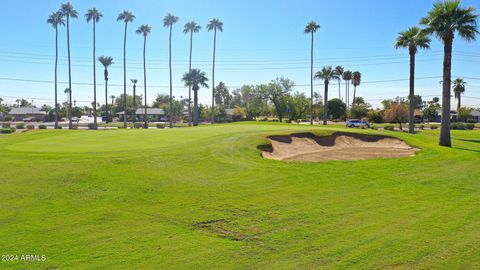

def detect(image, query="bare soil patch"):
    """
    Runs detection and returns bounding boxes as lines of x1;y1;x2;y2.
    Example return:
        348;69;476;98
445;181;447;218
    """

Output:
259;132;416;162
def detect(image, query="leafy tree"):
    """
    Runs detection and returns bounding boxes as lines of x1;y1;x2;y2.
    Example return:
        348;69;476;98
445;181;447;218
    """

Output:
314;66;340;125
214;82;231;107
395;26;431;133
136;24;151;127
420;0;478;146
183;21;201;126
47;11;64;129
457;107;473;122
152;93;170;108
304;21;320;125
85;8;103;129
286;92;310;122
113;94;142;115
231;106;247;122
182;69;209;126
453;78;466;112
367;110;384;123
117;10;135;128
422;97;441;122
261;78;294;123
231;85;266;120
327;98;346;120
59;2;78;129
406;94;424;110
384;103;409;130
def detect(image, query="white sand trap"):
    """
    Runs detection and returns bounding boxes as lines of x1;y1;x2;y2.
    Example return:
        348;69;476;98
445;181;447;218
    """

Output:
260;132;416;162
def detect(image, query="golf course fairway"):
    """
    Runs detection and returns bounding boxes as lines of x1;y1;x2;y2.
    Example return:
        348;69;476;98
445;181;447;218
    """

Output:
1;122;480;269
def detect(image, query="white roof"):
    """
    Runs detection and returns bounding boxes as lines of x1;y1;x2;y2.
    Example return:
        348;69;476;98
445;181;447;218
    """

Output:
8;107;43;115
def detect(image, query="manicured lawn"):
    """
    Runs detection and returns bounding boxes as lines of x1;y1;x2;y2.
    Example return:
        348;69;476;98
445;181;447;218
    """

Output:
1;122;479;269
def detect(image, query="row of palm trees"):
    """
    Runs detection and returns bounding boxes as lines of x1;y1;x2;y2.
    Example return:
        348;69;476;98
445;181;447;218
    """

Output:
395;0;477;147
304;22;362;125
47;2;223;129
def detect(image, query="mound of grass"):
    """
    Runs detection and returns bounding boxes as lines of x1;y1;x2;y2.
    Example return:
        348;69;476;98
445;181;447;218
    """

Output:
0;123;479;269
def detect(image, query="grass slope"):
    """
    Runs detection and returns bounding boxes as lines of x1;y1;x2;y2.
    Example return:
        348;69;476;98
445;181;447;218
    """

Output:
1;122;480;269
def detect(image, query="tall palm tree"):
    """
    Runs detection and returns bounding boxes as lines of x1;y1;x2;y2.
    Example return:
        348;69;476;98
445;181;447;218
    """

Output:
98;56;114;123
304;21;320;125
117;10;135;128
182;69;209;126
131;79;138;123
314;66;340;125
183;21;201;127
136;24;151;128
395;26;431;134
420;0;478;147
85;8;103;129
47;11;64;129
335;66;344;100
351;71;362;107
453;78;466;112
64;88;71;120
59;2;78;129
207;18;223;124
163;14;179;128
342;71;352;109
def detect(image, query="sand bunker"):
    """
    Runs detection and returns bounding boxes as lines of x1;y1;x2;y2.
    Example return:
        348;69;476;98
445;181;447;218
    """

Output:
260;132;416;162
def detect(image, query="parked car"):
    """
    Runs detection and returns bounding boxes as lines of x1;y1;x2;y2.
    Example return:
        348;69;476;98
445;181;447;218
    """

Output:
71;117;80;123
346;119;370;128
22;117;40;122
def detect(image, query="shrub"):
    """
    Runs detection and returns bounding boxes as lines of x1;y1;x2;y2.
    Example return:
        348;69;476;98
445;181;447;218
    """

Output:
88;123;97;130
2;123;10;128
384;125;395;131
466;123;475;130
72;125;79;130
16;123;25;129
430;125;438;130
1;127;16;134
260;117;268;122
55;126;63;129
38;125;47;129
366;110;384;123
27;124;35;130
451;122;465;130
4;116;13;121
419;124;425;130
370;126;378;130
134;123;143;129
156;123;164;129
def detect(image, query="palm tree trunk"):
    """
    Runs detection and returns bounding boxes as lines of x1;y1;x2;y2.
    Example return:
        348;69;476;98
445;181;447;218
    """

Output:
457;96;461;112
310;32;314;125
188;31;193;127
408;50;415;134
193;89;199;126
123;22;128;128
54;26;59;129
105;73;108;124
143;35;148;129
345;80;348;110
352;85;357;107
211;27;217;124
133;84;136;123
93;21;97;129
439;35;452;147
67;15;73;130
168;26;174;128
338;79;341;100
323;81;328;125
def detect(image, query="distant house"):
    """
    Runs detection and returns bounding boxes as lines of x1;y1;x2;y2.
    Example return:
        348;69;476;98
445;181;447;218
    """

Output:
471;110;480;123
117;108;166;122
7;107;45;121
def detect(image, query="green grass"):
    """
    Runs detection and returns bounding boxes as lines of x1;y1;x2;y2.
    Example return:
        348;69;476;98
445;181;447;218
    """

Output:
1;122;480;269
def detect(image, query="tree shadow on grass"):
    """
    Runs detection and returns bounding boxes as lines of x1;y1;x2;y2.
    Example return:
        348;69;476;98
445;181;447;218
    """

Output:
452;147;480;153
459;139;480;144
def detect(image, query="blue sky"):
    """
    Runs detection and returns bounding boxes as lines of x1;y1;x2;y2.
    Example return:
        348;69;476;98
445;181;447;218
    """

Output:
0;0;479;108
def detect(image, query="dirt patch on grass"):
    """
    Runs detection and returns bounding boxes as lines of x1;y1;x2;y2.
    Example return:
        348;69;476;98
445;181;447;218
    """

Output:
260;132;416;162
193;219;247;241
